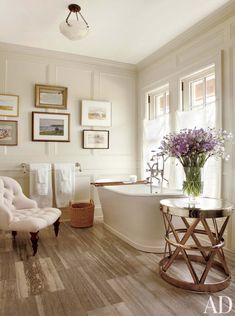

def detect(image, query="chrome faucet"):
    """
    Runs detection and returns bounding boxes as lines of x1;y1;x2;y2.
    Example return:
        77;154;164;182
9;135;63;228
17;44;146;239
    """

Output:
145;151;169;193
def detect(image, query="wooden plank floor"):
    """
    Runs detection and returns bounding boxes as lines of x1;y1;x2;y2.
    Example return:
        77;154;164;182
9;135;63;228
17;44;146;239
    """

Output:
0;219;235;316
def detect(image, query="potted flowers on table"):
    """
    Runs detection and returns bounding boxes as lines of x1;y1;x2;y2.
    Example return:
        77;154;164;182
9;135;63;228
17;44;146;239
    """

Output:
159;128;232;202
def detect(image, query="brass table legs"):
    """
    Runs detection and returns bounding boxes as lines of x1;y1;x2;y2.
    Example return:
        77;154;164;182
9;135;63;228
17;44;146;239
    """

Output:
159;213;231;292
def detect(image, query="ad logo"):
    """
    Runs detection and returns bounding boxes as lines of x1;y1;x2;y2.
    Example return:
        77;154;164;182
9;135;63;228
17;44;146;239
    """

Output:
204;296;233;314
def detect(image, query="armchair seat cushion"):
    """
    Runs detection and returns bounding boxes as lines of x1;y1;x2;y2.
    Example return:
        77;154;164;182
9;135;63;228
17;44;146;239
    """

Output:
9;207;61;232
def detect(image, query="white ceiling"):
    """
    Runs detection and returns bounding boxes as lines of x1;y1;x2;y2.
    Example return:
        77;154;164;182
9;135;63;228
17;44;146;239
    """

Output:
0;0;230;64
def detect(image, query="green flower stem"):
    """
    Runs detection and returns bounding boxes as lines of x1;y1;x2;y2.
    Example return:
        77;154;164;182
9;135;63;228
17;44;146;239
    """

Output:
183;167;203;197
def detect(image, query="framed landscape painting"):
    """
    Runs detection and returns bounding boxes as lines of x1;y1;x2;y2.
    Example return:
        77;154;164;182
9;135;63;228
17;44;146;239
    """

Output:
32;112;70;142
35;84;68;109
83;130;109;149
0;120;18;146
0;94;19;117
81;100;111;127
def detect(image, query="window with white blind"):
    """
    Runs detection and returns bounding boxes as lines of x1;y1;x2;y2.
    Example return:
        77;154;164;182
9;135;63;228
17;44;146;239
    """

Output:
143;64;221;197
143;84;170;182
176;64;220;197
148;85;169;120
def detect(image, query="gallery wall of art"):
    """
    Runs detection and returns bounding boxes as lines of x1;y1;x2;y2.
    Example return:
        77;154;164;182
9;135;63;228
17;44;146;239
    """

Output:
0;43;137;215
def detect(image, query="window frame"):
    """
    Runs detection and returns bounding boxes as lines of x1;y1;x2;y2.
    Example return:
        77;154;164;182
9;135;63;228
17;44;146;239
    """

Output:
180;65;215;112
147;84;169;120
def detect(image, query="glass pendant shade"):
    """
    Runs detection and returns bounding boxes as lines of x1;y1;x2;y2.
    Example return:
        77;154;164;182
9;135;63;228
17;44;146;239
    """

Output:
60;4;89;40
60;20;89;40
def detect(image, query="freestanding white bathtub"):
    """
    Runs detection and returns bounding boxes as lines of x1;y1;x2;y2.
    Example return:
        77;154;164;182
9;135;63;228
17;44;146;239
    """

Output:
97;183;183;253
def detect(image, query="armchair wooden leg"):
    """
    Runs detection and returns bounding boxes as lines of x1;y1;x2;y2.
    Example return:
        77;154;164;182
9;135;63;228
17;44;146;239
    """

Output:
12;231;17;238
53;218;60;237
30;232;39;256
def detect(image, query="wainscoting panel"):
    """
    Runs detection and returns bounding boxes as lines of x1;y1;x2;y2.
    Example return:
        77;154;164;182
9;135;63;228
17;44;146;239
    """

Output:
0;43;137;223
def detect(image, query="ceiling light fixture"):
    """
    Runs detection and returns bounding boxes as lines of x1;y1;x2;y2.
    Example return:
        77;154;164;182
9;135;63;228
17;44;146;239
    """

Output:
60;4;89;40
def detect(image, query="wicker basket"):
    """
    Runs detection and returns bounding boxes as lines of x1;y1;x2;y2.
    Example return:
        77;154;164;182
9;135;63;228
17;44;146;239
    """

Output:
69;200;94;228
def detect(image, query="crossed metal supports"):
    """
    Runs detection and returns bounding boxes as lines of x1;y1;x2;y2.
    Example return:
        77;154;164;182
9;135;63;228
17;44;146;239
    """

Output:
159;212;231;292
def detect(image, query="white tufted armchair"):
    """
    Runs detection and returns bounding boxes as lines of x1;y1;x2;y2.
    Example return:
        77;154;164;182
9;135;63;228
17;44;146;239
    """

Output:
0;176;61;255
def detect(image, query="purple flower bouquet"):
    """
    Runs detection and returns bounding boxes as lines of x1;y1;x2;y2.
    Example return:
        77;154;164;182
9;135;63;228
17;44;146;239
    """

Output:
159;128;232;198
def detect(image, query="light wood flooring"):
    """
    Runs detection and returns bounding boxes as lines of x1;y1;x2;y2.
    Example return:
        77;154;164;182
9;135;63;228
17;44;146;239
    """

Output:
0;219;235;316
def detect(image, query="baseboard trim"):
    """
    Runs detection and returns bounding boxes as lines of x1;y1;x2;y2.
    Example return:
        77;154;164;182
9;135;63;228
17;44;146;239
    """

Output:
195;235;234;254
94;215;104;220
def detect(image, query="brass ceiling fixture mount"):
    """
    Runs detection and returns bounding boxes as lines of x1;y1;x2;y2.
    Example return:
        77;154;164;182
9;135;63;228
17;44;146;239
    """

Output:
60;3;89;40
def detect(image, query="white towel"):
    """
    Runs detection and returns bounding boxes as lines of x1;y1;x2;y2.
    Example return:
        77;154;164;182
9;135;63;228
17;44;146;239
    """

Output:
60;168;72;194
36;167;48;195
54;163;75;208
29;163;52;207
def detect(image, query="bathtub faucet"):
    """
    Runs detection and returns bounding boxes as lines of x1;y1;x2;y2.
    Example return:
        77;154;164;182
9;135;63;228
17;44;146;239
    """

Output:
145;151;169;193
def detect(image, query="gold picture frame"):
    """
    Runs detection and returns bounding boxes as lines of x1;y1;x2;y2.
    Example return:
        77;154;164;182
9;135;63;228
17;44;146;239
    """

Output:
35;84;68;109
0;94;19;117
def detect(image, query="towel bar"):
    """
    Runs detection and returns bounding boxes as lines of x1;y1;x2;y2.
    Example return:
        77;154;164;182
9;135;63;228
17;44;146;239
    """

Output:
20;162;82;173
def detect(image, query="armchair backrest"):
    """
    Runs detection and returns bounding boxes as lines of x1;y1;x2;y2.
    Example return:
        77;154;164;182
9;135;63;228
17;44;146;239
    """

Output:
0;176;25;229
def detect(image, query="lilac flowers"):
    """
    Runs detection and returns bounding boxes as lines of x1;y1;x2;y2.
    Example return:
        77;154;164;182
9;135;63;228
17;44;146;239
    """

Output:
159;128;231;167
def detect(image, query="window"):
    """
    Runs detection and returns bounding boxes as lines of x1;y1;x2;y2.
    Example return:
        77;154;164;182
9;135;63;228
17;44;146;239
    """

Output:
148;85;169;120
143;63;221;197
181;65;215;111
177;64;220;198
144;84;170;184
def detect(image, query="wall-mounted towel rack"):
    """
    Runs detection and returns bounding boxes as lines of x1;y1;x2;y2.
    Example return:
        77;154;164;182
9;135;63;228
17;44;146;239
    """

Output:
20;162;82;174
21;163;27;173
75;162;82;172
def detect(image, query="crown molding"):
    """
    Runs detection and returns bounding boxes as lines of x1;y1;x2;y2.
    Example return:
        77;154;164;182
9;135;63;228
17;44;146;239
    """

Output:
0;41;137;73
137;0;235;70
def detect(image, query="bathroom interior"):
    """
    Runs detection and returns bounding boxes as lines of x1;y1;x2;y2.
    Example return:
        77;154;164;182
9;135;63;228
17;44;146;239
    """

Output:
0;0;235;315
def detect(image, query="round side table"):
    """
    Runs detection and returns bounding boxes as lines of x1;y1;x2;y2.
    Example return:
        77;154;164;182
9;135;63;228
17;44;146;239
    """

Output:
159;197;234;293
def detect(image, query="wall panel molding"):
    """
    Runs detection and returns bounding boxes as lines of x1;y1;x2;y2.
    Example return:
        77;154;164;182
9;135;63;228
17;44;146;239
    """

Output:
175;30;224;67
138;1;235;69
0;42;137;215
0;42;136;73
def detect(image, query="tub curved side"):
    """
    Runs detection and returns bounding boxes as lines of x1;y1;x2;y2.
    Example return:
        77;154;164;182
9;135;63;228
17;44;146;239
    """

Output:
97;184;182;253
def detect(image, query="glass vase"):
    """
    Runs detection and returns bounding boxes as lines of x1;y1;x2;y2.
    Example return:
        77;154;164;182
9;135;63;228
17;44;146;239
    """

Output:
183;167;203;205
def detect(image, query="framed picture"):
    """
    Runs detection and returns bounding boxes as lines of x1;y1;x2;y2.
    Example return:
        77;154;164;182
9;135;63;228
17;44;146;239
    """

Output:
0;120;18;146
81;100;111;127
35;84;68;109
0;94;19;117
32;112;70;142
83;130;109;149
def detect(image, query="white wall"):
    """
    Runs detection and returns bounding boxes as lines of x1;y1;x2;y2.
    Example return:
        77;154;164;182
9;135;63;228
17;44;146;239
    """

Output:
137;6;235;251
0;43;137;217
1;4;235;251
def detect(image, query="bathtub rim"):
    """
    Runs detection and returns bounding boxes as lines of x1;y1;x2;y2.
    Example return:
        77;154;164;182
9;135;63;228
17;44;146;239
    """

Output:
97;184;183;197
